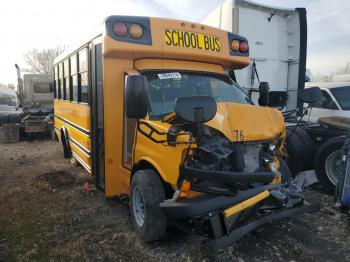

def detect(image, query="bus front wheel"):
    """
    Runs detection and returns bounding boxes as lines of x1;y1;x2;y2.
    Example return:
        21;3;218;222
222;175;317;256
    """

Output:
130;169;167;242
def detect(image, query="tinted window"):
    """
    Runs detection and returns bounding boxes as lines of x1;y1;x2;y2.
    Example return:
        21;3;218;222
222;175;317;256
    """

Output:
54;66;58;98
72;75;78;102
59;79;64;99
64;77;70;100
33;83;54;93
0;93;16;107
330;86;350;110
78;48;89;103
80;72;88;103
315;90;338;110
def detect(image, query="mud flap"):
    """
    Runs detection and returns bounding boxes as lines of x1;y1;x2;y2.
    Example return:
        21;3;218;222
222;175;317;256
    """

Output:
210;202;320;250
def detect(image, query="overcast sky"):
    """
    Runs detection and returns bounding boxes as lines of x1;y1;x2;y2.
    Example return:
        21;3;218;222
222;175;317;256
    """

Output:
0;0;349;84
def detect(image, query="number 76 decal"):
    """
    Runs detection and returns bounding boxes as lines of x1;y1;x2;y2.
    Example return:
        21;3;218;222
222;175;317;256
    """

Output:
232;130;244;141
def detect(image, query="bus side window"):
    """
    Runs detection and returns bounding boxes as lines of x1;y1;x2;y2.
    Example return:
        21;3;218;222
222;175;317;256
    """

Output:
58;62;64;99
64;59;70;100
70;54;78;102
54;66;58;98
78;48;89;103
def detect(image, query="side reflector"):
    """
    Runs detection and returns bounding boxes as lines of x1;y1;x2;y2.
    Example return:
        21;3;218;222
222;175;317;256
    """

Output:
180;180;191;197
113;22;128;36
239;41;249;53
129;24;143;39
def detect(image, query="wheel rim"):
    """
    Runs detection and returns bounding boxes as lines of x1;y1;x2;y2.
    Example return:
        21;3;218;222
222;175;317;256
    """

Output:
132;186;145;227
325;150;343;186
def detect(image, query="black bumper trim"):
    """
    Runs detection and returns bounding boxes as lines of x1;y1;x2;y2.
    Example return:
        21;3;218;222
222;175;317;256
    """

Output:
180;166;275;184
160;184;278;218
211;202;320;250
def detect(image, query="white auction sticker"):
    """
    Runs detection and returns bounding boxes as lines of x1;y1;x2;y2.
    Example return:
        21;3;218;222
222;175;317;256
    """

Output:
157;72;181;80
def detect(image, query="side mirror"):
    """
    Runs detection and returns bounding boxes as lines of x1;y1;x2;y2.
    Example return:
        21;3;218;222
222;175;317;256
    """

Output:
174;96;217;124
298;87;322;104
125;75;149;118
258;82;270;106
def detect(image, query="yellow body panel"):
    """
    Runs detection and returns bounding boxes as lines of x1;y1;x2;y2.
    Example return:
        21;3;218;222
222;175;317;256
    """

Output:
224;190;270;217
54;100;91;171
206;103;285;142
134;120;191;186
54;16;282;199
135;59;224;74
103;17;250;69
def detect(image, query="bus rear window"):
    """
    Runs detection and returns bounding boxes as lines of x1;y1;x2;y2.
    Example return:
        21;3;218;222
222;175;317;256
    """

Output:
33;83;54;93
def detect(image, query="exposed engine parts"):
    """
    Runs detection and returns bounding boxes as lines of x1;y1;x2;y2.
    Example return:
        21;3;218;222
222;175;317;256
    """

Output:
184;125;277;175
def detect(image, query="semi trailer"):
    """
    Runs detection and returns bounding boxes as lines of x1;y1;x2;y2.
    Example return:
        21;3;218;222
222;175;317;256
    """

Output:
202;0;307;111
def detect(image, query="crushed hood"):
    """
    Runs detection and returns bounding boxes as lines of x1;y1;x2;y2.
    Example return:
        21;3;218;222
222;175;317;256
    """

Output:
205;103;285;142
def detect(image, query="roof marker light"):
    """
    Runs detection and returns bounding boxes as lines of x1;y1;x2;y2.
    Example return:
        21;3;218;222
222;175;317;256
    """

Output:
239;41;249;53
231;40;240;51
129;24;143;39
113;22;128;37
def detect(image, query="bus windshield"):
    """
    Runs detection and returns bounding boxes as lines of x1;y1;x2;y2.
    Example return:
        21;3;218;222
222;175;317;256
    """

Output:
143;71;252;118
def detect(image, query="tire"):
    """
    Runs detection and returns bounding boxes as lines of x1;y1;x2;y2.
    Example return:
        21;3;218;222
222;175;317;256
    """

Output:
285;126;315;176
314;136;345;194
130;169;167;242
279;159;292;184
60;129;71;158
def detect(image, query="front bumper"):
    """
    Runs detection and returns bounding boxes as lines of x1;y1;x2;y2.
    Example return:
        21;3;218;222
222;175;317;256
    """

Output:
160;183;320;249
178;165;275;194
211;202;319;249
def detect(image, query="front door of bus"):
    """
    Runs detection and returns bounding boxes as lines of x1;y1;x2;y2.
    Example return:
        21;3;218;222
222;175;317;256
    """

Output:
91;42;105;188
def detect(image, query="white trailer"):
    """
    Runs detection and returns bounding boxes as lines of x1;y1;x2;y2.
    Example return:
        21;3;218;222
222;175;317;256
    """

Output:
202;0;307;111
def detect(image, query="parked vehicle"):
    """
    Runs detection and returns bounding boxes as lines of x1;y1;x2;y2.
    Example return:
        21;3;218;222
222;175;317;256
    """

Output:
0;85;23;142
0;85;21;114
54;15;318;249
15;64;54;135
202;0;307;111
304;82;350;123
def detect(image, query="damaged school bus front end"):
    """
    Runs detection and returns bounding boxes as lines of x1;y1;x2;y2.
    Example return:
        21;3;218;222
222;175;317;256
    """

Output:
84;15;319;249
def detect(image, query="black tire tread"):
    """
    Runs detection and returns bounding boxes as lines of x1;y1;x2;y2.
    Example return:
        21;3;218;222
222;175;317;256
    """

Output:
130;169;167;242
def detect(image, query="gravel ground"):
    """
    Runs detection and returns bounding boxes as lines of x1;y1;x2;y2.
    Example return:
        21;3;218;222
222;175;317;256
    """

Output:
0;139;350;261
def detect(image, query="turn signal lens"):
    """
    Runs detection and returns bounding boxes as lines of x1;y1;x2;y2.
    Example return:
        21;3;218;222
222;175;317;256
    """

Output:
239;41;249;53
113;22;128;36
129;24;143;39
180;180;191;197
231;40;240;51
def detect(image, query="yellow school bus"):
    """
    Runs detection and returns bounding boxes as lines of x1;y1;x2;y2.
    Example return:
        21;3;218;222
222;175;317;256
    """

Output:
54;16;318;248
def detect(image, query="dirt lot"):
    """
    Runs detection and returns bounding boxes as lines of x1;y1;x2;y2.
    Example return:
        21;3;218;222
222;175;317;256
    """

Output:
0;139;350;261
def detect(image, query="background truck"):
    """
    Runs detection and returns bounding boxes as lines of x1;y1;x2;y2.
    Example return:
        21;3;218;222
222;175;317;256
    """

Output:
202;0;307;111
15;64;54;135
0;85;23;142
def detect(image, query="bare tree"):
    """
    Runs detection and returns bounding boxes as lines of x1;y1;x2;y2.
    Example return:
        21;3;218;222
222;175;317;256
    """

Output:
23;46;65;74
311;61;350;82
